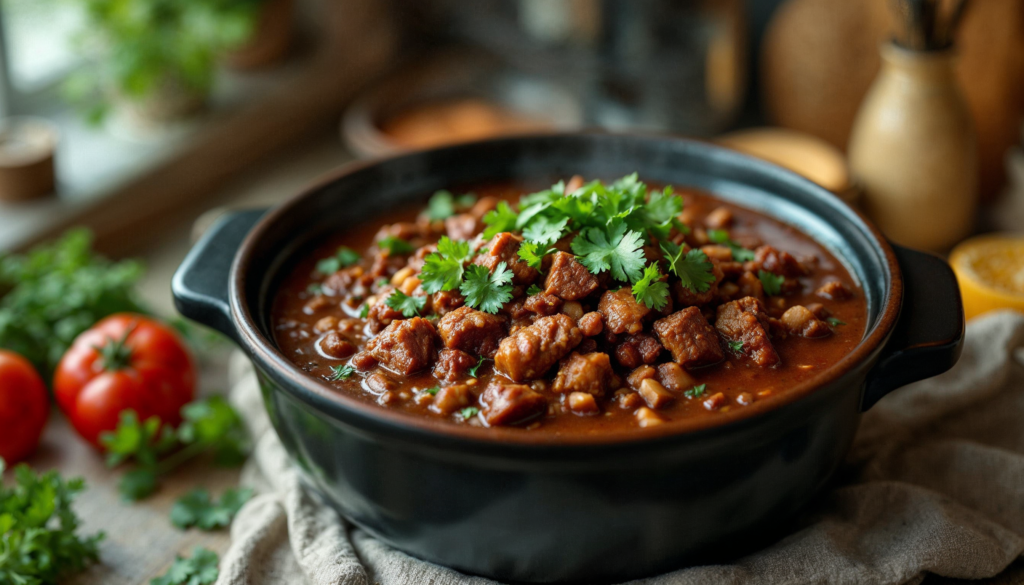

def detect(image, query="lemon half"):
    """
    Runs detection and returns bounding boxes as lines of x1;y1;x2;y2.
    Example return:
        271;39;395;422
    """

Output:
950;234;1024;320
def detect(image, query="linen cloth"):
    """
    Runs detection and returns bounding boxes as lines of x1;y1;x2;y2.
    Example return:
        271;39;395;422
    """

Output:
216;311;1024;585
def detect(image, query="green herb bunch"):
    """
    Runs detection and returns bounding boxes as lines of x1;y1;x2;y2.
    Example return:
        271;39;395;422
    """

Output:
0;461;104;585
0;229;146;377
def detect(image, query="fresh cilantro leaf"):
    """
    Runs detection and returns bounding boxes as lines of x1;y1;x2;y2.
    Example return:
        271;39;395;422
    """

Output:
522;215;568;247
316;246;360;274
469;356;489;377
377;236;414;255
482;201;519;239
460;263;513;314
328;364;355;381
306;283;323;295
632;264;670;310
420;237;472;294
827;317;847;327
758;270;785;296
526;284;543;296
100;410;177;469
178;397;251;467
728;340;744;353
517;241;557;270
422;386;440;395
170;488;254;531
426;190;476;220
707;229;756;262
662;244;715;293
385;290;426;317
0;462;104;585
358;304;369;319
570;222;646;283
683;384;707;399
459;406;480;420
151;546;219;585
119;468;159;501
377;278;389;287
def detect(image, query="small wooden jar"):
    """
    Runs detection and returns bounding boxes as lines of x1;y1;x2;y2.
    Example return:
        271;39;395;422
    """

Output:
0;117;57;202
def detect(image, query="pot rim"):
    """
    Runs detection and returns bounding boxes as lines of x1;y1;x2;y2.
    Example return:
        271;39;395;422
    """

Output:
229;131;903;448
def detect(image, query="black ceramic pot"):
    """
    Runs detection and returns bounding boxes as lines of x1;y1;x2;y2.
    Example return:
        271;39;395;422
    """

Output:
172;133;964;583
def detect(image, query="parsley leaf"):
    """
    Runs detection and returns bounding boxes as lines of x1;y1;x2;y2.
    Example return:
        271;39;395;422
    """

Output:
420;237;471;294
0;461;104;585
469;356;489;377
728;340;744;353
661;243;715;292
827;317;847;327
328;364;355;381
517;241;557;270
526;284;543;296
707;229;755;262
571;222;646;283
683;384;707;399
459;406;480;420
386;290;426;317
170;488;254;531
315;246;360;274
632;264;670;310
482;201;519;239
377;236;414;255
151;546;219;585
522;215;568;247
460;263;513;314
758;270;785;296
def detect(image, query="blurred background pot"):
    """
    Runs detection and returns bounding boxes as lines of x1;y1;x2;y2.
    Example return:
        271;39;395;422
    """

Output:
848;42;976;252
0;117;57;202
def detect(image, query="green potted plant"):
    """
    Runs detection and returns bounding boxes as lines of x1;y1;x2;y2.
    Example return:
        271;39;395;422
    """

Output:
64;0;264;129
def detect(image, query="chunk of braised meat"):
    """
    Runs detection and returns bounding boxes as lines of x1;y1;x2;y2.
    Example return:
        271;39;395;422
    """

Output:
656;362;696;392
816;280;852;301
473;232;539;286
578;312;603;337
715;297;780;367
704;207;734;229
350;351;378;371
322;266;369;298
365;287;404;334
736;271;765;304
370;251;410;279
671;261;724;307
780;306;832;338
430;384;474;415
598;288;650;335
613;333;663;369
365;317;439;375
479;381;548;426
524;293;564;316
494;313;583;382
544;252;599;301
433;348;477;382
653;307;724;369
437;306;506;357
567;392;599;415
445;213;479;241
752;245;808;278
429;290;465;316
320;332;356;359
551;352;614;396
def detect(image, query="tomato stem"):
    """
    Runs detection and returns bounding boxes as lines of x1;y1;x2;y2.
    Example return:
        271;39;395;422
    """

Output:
94;323;137;372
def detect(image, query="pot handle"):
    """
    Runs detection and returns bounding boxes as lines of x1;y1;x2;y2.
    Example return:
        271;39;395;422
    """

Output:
861;244;965;410
172;209;267;345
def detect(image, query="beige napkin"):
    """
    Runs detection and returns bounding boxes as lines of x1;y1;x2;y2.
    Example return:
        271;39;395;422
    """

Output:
216;311;1024;585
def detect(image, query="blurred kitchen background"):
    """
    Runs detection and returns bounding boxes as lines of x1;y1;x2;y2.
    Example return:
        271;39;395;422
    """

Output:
0;0;1021;312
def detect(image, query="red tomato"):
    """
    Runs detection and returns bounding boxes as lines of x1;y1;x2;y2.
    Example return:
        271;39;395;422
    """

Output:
55;313;196;447
0;350;49;463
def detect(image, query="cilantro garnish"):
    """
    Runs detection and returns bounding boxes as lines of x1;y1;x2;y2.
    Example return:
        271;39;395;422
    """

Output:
728;340;744;353
459;406;480;420
427;190;475;220
358;304;369;319
758;270;785;296
482;201;519;239
328;364;355;381
661;242;716;292
0;461;104;585
422;386;440;395
170;487;253;531
827;317;847;327
571;221;646;283
526;284;543;296
460;263;513;314
707;229;756;262
306;283;323;295
386;290;426;317
522;215;568;246
632;264;670;310
151;546;220;585
420;237;472;294
683;384;707;399
315;246;360;274
469;356;489;377
517;241;558;270
377;236;414;255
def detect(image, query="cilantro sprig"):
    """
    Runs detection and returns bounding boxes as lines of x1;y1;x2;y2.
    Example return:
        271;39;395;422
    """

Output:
684;384;707;399
571;221;646;283
328;364;355;381
661;242;716;293
315;246;360;275
632;264;670;310
427;190;476;220
482;202;518;239
517;241;558;270
378;236;414;255
386;290;426;317
460;263;513;314
151;546;219;585
758;270;785;296
170;488;254;531
707;229;756;262
420;237;472;294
